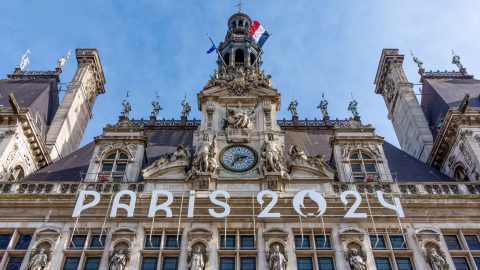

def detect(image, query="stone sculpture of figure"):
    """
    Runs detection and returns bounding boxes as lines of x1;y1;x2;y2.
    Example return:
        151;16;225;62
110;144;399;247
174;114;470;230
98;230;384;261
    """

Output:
287;98;298;117
18;49;31;71
410;50;424;70
193;134;217;173
317;93;329;118
348;99;359;118
121;92;131;118
261;134;290;180
225;102;257;129
151;93;163;117
181;95;192;118
27;248;48;270
109;248;127;270
452;50;463;69
429;248;448;270
268;244;287;270
289;145;308;163
189;246;205;270
57;49;71;69
348;248;366;270
171;144;190;161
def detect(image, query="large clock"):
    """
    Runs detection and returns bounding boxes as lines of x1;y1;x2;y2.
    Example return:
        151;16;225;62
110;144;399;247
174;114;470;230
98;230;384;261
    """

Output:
220;145;258;172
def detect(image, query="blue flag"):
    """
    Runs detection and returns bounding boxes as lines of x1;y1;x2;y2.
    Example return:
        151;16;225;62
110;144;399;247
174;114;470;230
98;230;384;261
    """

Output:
207;44;216;54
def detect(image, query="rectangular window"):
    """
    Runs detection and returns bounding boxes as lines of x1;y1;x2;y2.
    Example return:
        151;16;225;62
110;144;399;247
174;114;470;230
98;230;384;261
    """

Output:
370;235;387;249
89;235;106;249
474;257;480;269
240;235;255;249
317;257;335;270
70;235;87;249
5;256;23;270
220;257;235;270
465;235;480;250
115;163;127;172
162;257;179;270
444;235;462;250
220;235;236;250
351;164;362;173
315;235;332;249
297;257;314;270
0;234;12;249
14;234;32;249
389;235;407;249
145;235;162;249
141;257;158;270
240;257;256;270
364;163;377;173
62;257;81;270
452;257;471;270
83;257;101;270
164;235;180;250
101;163;114;172
396;257;414;270
375;257;392;270
295;235;312;249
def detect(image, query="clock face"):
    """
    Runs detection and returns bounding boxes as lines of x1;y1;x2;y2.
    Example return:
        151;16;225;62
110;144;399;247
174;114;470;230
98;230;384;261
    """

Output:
220;145;258;172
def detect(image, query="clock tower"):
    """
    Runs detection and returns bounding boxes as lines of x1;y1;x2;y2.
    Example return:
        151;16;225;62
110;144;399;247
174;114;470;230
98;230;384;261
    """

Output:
189;12;287;190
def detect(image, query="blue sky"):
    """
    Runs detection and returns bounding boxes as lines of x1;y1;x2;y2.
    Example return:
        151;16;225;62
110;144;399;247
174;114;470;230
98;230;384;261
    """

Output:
1;0;479;147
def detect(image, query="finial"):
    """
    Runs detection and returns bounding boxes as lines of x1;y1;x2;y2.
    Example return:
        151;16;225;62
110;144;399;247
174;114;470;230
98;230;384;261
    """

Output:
317;92;329;118
57;49;71;69
235;0;244;13
410;50;424;69
287;95;298;117
17;49;31;71
151;92;163;117
120;91;132;119
451;50;463;70
348;93;359;119
181;92;191;118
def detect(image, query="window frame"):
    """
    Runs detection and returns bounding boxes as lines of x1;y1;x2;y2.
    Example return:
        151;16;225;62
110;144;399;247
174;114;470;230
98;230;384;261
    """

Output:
98;149;129;182
348;150;378;182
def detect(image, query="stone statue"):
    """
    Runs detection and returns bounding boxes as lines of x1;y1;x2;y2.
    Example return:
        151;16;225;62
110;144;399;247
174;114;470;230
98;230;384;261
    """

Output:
109;248;127;270
189;246;205;270
151;93;163;117
57;49;71;69
261;134;290;180
171;144;190;161
452;50;463;69
348;248;366;270
287;98;298;117
288;145;308;163
27;248;48;270
121;92;131;118
348;98;359;118
429;248;449;270
193;134;217;174
317;93;329;118
225;102;257;129
18;49;31;71
410;50;424;69
268;244;287;270
181;94;192;118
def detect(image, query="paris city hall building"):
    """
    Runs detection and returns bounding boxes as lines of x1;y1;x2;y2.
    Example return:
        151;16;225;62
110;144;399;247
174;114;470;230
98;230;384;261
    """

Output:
0;11;480;270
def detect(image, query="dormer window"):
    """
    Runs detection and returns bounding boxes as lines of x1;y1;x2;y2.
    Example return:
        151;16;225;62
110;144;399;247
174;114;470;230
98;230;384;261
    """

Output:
349;151;378;182
98;150;129;182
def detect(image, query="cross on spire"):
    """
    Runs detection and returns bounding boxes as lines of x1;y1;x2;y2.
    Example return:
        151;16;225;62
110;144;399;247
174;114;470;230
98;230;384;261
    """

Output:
235;0;244;13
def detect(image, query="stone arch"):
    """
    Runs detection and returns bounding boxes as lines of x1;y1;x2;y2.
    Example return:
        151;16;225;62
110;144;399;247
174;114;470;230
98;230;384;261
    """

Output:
415;227;441;235
110;238;132;252
111;227;137;235
35;226;62;235
339;227;366;235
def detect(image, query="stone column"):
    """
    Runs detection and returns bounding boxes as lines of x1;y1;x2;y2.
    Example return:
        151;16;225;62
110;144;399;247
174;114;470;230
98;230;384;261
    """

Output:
285;227;297;269
406;226;429;269
49;228;70;270
207;226;219;270
332;225;348;270
178;225;190;269
257;223;266;269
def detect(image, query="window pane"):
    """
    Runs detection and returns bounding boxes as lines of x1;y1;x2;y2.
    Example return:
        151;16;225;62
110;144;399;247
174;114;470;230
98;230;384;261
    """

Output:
119;153;129;159
375;257;392;270
240;257;256;270
14;234;32;249
465;235;480;250
240;235;255;249
83;257;101;270
162;257;178;270
115;163;127;172
220;257;235;270
70;235;87;249
0;234;12;249
297;257;314;270
141;257;158;270
474;257;480;269
295;235;311;249
396;257;413;270
317;257;335;270
220;235;236;250
106;153;117;159
315;235;332;249
145;235;162;249
101;163;113;172
350;153;359;159
62;257;80;270
89;235;106;249
5;257;23;270
452;257;471;270
351;164;362;172
362;153;372;159
364;163;377;172
370;235;387;249
390;235;407;249
354;176;365;182
444;235;462;250
165;235;180;250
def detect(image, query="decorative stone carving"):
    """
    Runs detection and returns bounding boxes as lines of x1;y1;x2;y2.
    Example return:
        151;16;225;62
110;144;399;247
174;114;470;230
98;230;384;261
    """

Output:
263;100;272;128
203;66;273;96
182;95;192;118
109;248;129;270
189;245;206;270
340;143;381;160
334;118;371;129
348;248;367;270
268;243;288;270
96;142;138;162
260;134;289;181
142;144;190;178
287;145;335;179
428;247;449;270
317;93;329;118
287;98;298;117
348;99;359;118
459;143;473;168
27;248;49;270
225;102;256;129
192;134;217;174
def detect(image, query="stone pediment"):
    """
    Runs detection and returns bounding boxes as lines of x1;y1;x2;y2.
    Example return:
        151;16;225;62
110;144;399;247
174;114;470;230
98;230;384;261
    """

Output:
198;85;280;110
288;161;335;180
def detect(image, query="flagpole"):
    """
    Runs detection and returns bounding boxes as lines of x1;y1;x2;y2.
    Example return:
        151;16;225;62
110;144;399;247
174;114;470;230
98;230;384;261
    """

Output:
207;34;228;68
251;33;271;68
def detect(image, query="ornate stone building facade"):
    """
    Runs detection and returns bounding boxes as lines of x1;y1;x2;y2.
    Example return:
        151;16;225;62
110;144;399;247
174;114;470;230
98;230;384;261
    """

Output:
0;11;479;270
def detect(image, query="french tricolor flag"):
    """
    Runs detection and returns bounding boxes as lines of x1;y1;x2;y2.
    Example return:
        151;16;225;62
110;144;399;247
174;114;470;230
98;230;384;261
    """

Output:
250;21;270;48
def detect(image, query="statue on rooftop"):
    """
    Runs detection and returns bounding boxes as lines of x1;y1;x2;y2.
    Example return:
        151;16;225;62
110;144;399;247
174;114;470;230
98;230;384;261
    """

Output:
288;97;298;117
151;92;163;117
57;49;71;69
121;92;131;118
348;96;359;118
452;50;463;69
317;93;329;118
410;50;424;69
17;49;31;71
181;94;191;118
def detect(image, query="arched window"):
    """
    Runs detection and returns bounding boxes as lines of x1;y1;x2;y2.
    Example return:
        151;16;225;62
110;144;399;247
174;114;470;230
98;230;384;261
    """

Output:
235;49;244;65
99;150;129;182
223;52;230;66
9;165;25;181
453;164;469;182
349;151;378;182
